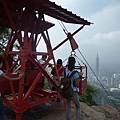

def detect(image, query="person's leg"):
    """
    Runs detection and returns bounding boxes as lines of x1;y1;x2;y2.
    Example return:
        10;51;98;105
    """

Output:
66;98;71;120
51;76;57;91
0;96;4;120
72;92;81;120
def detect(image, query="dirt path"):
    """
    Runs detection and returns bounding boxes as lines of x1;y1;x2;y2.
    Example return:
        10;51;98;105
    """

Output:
4;100;76;120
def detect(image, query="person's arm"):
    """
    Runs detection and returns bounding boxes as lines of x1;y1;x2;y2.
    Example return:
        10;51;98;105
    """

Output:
1;72;24;81
74;71;83;87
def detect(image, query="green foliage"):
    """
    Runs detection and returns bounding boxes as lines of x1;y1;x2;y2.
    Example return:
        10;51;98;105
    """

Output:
0;26;11;53
0;26;10;37
0;27;19;60
44;78;52;89
79;84;99;106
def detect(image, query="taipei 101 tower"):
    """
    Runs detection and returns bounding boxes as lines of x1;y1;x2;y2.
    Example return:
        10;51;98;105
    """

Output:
96;54;99;76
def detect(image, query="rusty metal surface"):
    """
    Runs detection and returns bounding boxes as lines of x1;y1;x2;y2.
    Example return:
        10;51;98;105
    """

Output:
0;0;91;30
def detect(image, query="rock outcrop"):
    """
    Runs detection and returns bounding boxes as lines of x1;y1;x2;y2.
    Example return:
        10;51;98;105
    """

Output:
5;101;120;120
81;102;120;120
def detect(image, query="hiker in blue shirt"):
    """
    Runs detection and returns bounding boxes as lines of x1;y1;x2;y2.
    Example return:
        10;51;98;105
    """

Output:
65;56;82;120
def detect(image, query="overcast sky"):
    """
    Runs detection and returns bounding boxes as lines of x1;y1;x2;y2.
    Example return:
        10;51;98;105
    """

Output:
45;0;120;67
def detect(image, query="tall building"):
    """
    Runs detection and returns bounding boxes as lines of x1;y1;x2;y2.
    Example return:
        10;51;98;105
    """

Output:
95;54;99;76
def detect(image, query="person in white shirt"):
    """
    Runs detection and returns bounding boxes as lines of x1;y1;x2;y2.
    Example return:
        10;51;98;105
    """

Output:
39;55;47;88
0;58;23;120
39;55;47;65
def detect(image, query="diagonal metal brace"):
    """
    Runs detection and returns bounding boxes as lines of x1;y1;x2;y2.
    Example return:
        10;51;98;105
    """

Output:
52;25;85;51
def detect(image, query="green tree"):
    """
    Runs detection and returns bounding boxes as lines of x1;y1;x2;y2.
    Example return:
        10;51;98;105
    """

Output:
0;27;19;56
79;84;99;106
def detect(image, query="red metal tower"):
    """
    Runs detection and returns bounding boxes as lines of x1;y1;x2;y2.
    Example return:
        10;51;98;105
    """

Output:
0;0;91;119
